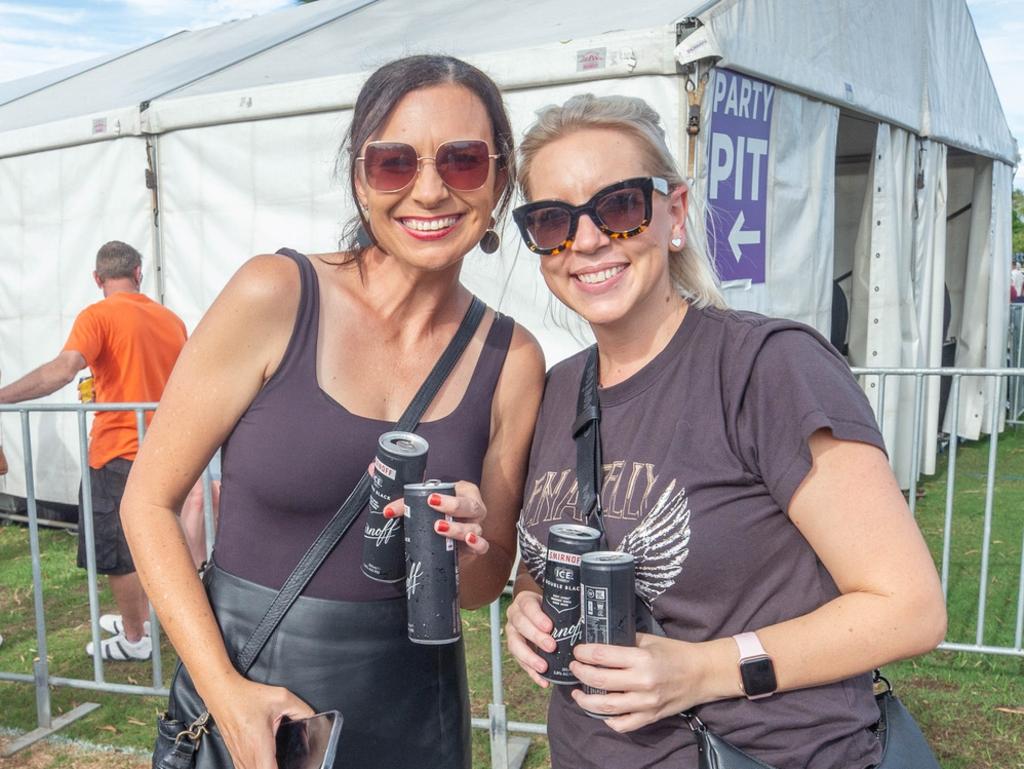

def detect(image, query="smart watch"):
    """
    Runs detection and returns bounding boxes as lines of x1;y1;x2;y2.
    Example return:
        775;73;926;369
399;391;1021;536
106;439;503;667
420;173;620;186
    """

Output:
733;631;777;700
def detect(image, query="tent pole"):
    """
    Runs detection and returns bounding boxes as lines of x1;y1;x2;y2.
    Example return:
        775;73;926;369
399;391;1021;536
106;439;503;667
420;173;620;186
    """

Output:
145;136;166;305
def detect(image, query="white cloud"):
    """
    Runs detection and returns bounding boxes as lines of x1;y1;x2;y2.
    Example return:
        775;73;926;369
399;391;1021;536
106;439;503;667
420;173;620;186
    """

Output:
182;1;294;30
0;25;106;48
0;2;86;25
0;4;109;82
112;0;291;26
0;0;293;86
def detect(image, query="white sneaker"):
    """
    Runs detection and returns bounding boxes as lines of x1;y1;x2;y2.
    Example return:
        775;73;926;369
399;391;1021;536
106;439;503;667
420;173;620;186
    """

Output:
85;632;152;661
99;614;151;637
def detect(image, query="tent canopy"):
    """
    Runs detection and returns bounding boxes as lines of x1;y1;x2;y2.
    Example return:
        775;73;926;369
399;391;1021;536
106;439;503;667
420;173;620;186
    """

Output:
0;0;1016;165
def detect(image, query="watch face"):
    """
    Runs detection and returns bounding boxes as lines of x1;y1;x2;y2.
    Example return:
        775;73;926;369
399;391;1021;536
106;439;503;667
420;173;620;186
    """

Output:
740;656;777;698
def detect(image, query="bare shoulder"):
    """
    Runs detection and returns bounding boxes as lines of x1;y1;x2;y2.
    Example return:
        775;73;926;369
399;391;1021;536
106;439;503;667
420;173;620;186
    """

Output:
220;253;301;312
184;253;302;379
194;254;299;333
493;321;545;414
506;322;546;375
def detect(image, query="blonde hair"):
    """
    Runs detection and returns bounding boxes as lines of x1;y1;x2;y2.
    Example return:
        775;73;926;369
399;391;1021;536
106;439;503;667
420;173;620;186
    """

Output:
518;93;726;309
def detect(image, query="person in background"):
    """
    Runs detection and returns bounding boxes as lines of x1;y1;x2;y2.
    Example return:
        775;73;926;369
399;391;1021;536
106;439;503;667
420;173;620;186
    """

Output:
0;241;187;661
505;94;946;769
1011;260;1023;303
120;55;544;769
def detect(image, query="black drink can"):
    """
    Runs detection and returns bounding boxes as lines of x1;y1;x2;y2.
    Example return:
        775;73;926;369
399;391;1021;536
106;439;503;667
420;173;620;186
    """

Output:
361;431;429;583
404;480;460;644
581;551;636;718
539;524;603;684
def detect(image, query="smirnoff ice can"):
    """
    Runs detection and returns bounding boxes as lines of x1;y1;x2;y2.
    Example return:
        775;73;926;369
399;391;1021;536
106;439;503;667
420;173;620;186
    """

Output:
539;524;603;684
581;551;636;718
404;480;460;644
361;432;429;583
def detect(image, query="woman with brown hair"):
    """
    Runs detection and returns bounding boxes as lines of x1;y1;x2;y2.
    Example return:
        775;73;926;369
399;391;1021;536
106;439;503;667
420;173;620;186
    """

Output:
122;55;544;769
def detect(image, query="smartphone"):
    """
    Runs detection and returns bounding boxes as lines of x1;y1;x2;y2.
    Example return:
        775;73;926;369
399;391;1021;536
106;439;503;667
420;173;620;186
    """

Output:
275;710;342;769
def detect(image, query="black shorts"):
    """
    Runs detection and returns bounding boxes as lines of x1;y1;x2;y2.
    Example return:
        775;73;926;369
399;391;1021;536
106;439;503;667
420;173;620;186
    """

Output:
77;458;135;576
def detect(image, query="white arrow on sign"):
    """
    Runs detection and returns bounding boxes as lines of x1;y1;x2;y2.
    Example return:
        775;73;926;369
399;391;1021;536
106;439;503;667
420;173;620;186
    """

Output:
728;210;761;262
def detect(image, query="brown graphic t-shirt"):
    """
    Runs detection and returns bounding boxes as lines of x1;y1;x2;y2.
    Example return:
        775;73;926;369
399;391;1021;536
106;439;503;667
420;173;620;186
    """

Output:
519;305;886;769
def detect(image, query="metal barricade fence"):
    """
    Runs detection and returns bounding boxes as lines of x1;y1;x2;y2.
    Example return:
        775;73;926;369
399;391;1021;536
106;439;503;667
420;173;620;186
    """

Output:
0;402;220;755
850;366;1024;661
3;368;1024;766
1010;305;1024;423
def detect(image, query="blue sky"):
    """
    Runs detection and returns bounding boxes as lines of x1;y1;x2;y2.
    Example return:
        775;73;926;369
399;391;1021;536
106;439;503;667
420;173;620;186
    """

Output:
0;0;293;79
0;0;1020;186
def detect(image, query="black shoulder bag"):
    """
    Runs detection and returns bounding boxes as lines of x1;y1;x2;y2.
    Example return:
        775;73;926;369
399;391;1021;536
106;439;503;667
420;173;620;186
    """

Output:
153;297;486;769
573;346;942;769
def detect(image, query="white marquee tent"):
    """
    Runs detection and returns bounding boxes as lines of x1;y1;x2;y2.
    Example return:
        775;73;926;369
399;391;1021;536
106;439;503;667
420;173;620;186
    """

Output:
0;0;1016;504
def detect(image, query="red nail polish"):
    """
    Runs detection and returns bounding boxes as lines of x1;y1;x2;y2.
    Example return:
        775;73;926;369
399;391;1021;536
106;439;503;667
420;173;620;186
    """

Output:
436;520;450;533
467;532;478;545
428;493;442;506
383;507;395;519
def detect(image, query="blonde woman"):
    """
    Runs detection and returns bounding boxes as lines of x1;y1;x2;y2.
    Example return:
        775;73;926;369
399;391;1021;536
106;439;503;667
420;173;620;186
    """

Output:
505;94;945;769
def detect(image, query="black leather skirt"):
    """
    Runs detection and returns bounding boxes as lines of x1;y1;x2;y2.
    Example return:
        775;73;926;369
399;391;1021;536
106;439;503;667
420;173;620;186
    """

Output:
164;566;471;769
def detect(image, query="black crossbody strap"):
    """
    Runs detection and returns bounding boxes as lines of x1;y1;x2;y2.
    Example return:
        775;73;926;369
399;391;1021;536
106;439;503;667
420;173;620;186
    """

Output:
573;345;665;637
575;346;606;544
235;295;486;673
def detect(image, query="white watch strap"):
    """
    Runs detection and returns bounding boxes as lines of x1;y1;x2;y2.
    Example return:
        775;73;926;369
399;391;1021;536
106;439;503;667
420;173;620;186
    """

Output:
733;631;767;660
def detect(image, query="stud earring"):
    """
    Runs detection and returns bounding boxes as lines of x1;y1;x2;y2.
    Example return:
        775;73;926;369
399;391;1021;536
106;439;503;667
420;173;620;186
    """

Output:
354;200;373;247
671;237;683;249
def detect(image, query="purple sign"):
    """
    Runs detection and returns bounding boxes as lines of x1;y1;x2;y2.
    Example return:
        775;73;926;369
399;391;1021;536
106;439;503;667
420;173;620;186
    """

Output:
706;69;774;284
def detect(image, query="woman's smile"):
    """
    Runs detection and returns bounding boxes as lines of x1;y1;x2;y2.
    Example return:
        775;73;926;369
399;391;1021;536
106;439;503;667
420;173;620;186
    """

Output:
398;214;465;239
572;262;629;290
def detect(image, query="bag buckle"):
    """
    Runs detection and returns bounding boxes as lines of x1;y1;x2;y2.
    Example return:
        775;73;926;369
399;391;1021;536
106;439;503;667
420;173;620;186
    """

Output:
175;711;211;744
872;669;893;695
682;710;706;734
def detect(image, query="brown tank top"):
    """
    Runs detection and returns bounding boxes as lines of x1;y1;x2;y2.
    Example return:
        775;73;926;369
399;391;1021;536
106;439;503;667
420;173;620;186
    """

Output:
214;249;514;601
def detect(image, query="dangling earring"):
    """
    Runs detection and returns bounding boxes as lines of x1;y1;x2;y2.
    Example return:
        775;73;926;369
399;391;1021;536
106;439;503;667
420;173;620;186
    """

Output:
355;221;374;248
479;218;500;254
479;229;500;254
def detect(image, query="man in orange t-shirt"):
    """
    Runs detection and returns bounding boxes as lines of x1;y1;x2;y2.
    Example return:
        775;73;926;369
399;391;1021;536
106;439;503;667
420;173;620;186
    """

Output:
0;241;186;661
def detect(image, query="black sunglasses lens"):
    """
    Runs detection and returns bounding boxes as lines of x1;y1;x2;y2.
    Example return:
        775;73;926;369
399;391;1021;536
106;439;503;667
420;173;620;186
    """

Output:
363;143;418;191
435;141;491;190
524;207;573;251
594;186;647;233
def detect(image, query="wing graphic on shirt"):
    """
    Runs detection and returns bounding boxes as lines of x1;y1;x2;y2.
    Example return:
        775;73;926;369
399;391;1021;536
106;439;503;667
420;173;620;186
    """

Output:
615;480;691;606
517;516;547;584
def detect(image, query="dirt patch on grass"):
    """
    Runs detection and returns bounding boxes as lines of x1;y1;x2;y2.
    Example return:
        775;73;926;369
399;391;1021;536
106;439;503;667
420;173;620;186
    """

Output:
0;735;148;769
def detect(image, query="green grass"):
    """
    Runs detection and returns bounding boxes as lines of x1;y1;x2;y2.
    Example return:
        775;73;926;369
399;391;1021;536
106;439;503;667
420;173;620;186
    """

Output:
0;525;167;749
883;425;1024;769
2;430;1023;767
